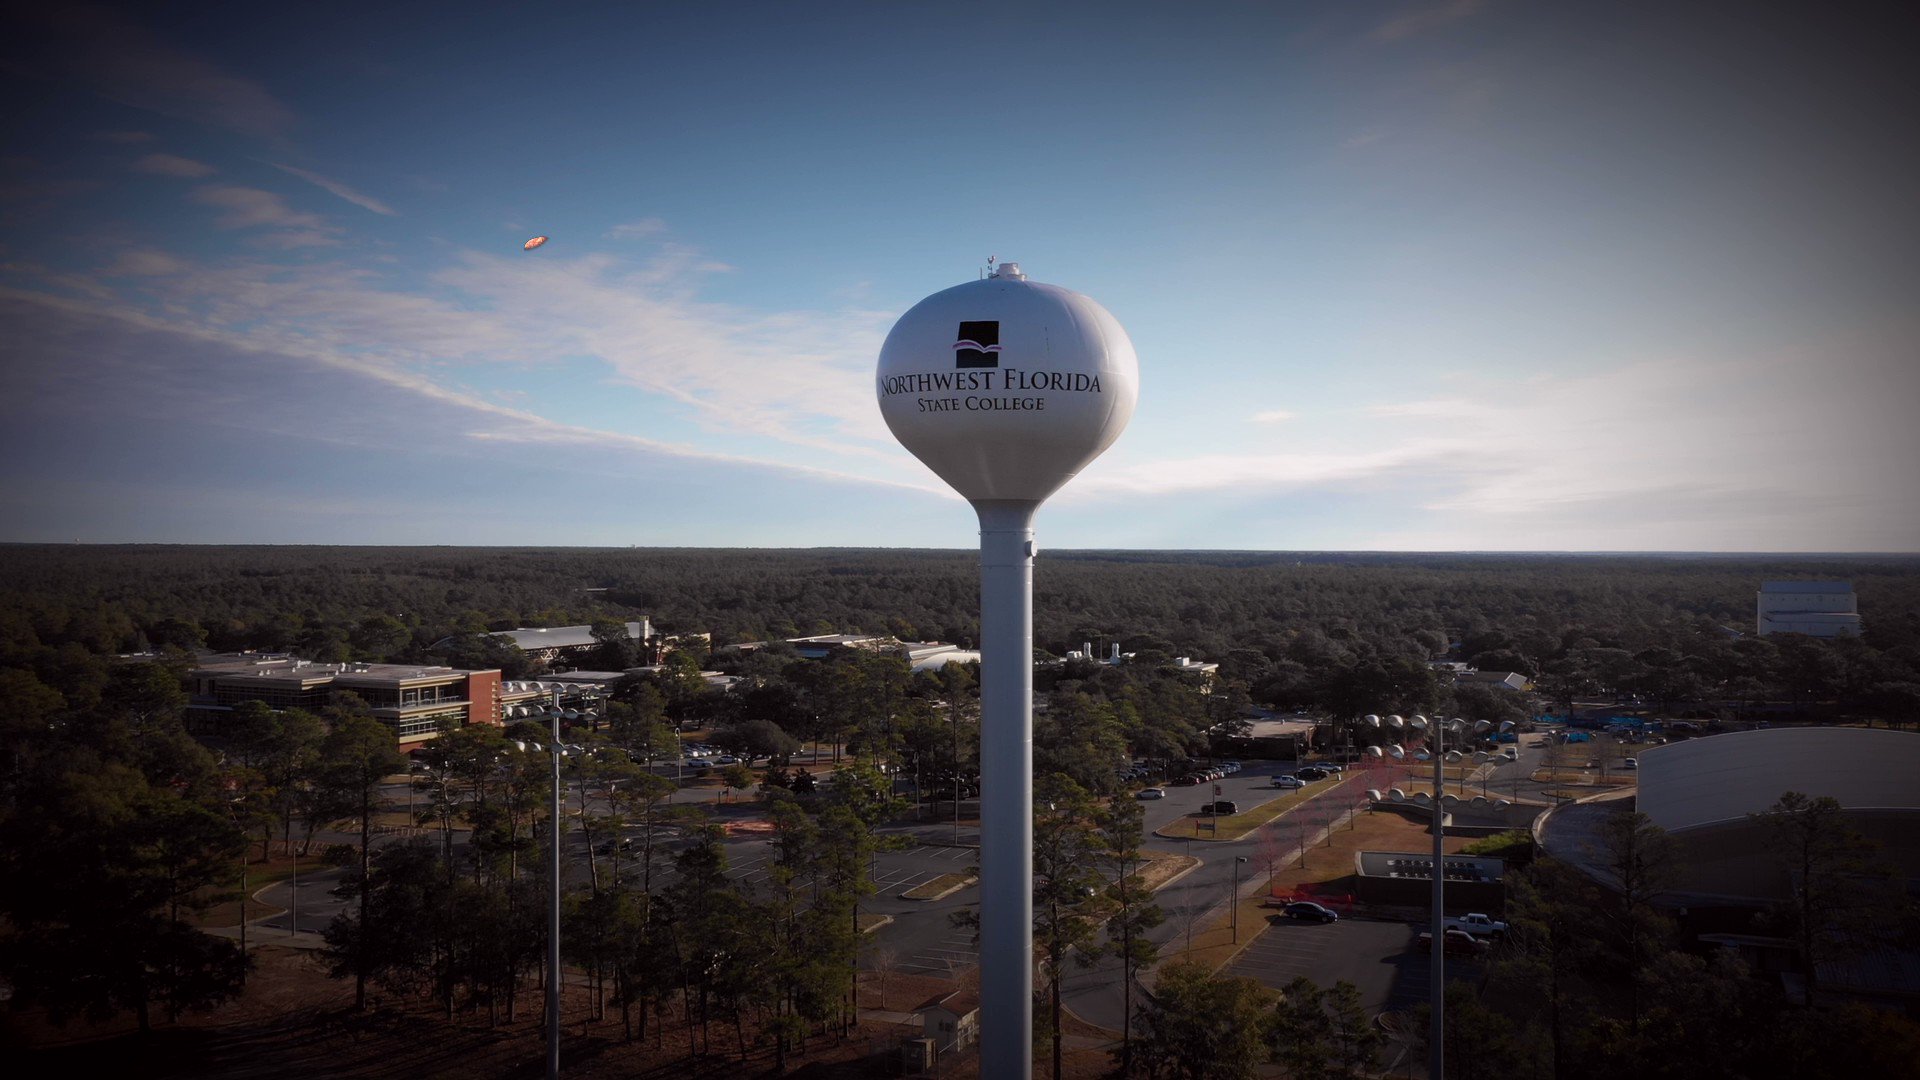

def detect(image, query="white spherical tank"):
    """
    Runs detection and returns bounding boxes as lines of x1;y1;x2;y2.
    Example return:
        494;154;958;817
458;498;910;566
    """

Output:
876;263;1138;503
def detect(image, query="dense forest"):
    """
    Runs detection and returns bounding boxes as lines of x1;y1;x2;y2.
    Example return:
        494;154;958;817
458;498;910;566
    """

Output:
3;545;1917;727
4;544;1917;659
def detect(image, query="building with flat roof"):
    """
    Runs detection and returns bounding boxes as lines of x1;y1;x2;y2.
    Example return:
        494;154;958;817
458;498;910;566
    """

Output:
1756;580;1861;637
187;653;502;745
725;633;978;671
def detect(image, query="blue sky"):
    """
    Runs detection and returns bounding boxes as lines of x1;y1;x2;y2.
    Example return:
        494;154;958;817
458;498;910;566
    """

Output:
2;1;1915;550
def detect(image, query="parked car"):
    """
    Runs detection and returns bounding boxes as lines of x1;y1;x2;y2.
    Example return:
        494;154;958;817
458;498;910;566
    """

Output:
1297;767;1329;781
1622;757;1638;769
1446;913;1508;938
1171;774;1200;786
1272;776;1306;789
1280;901;1339;924
1136;787;1167;800
1419;928;1492;956
1205;800;1239;815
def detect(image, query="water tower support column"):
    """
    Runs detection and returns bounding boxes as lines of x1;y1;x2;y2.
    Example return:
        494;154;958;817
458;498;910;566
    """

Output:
976;498;1038;1078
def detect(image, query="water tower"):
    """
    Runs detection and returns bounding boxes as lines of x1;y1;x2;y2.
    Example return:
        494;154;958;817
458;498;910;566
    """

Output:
877;262;1138;1078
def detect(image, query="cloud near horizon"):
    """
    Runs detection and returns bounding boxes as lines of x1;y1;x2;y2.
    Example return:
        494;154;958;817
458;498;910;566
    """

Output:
1066;338;1920;551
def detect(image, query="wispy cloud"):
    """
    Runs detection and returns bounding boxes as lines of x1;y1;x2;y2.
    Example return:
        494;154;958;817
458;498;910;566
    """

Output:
102;249;188;276
0;287;938;503
1370;0;1488;43
1363;397;1496;419
6;235;905;467
269;163;397;216
253;229;341;249
1076;342;1920;550
1249;409;1296;424
39;4;295;140
93;130;156;144
189;184;328;231
134;152;216;178
607;218;667;240
423;250;892;450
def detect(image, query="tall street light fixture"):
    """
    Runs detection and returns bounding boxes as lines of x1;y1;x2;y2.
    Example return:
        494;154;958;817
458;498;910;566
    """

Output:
878;261;1138;1080
1370;713;1489;1080
1232;856;1249;942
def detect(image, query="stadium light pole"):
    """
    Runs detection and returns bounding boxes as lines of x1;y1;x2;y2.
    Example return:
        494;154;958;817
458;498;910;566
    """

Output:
548;694;562;1080
878;262;1138;1080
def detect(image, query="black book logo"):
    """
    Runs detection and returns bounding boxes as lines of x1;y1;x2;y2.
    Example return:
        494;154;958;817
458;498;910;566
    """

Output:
954;321;1001;368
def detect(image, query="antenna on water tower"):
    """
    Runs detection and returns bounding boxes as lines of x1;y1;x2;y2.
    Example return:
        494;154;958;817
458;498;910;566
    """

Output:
876;261;1139;1080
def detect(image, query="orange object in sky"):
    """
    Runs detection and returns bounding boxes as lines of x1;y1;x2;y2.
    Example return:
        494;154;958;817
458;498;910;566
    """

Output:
523;235;548;251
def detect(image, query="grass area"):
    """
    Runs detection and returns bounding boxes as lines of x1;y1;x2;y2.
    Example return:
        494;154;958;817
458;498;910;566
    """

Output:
902;872;976;900
1152;780;1340;842
1459;829;1536;865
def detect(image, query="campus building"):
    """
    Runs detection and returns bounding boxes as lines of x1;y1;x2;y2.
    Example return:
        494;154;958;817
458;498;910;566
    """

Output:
1756;580;1862;637
489;619;654;664
185;653;503;745
725;633;981;672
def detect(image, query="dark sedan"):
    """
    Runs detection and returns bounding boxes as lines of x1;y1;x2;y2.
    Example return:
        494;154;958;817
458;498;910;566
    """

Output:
1280;901;1339;924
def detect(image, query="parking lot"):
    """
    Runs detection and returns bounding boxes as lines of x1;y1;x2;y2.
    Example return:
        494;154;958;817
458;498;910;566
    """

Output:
1221;913;1479;1017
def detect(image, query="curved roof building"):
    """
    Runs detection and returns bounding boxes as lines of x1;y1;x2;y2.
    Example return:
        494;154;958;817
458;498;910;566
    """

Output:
1637;727;1920;832
1543;728;1920;903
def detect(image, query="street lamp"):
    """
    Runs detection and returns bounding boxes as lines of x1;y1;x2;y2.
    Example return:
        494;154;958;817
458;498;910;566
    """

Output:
1369;714;1489;1080
1232;856;1249;942
546;694;563;1080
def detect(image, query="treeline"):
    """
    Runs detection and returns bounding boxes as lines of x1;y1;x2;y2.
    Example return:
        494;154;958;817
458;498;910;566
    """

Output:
3;546;1918;726
0;652;927;1062
0;663;410;1030
4;545;1917;659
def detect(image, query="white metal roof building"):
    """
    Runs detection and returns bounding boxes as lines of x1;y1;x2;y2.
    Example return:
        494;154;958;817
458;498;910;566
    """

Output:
496;619;652;655
1756;580;1861;637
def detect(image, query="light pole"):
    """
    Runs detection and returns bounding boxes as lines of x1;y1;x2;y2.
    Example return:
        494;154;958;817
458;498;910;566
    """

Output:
1232;856;1249;942
950;685;963;847
877;261;1137;1080
547;695;562;1080
289;842;298;938
1371;714;1487;1080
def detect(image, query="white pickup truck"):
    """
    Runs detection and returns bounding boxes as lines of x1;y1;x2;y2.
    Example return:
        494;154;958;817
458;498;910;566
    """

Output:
1446;913;1508;938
